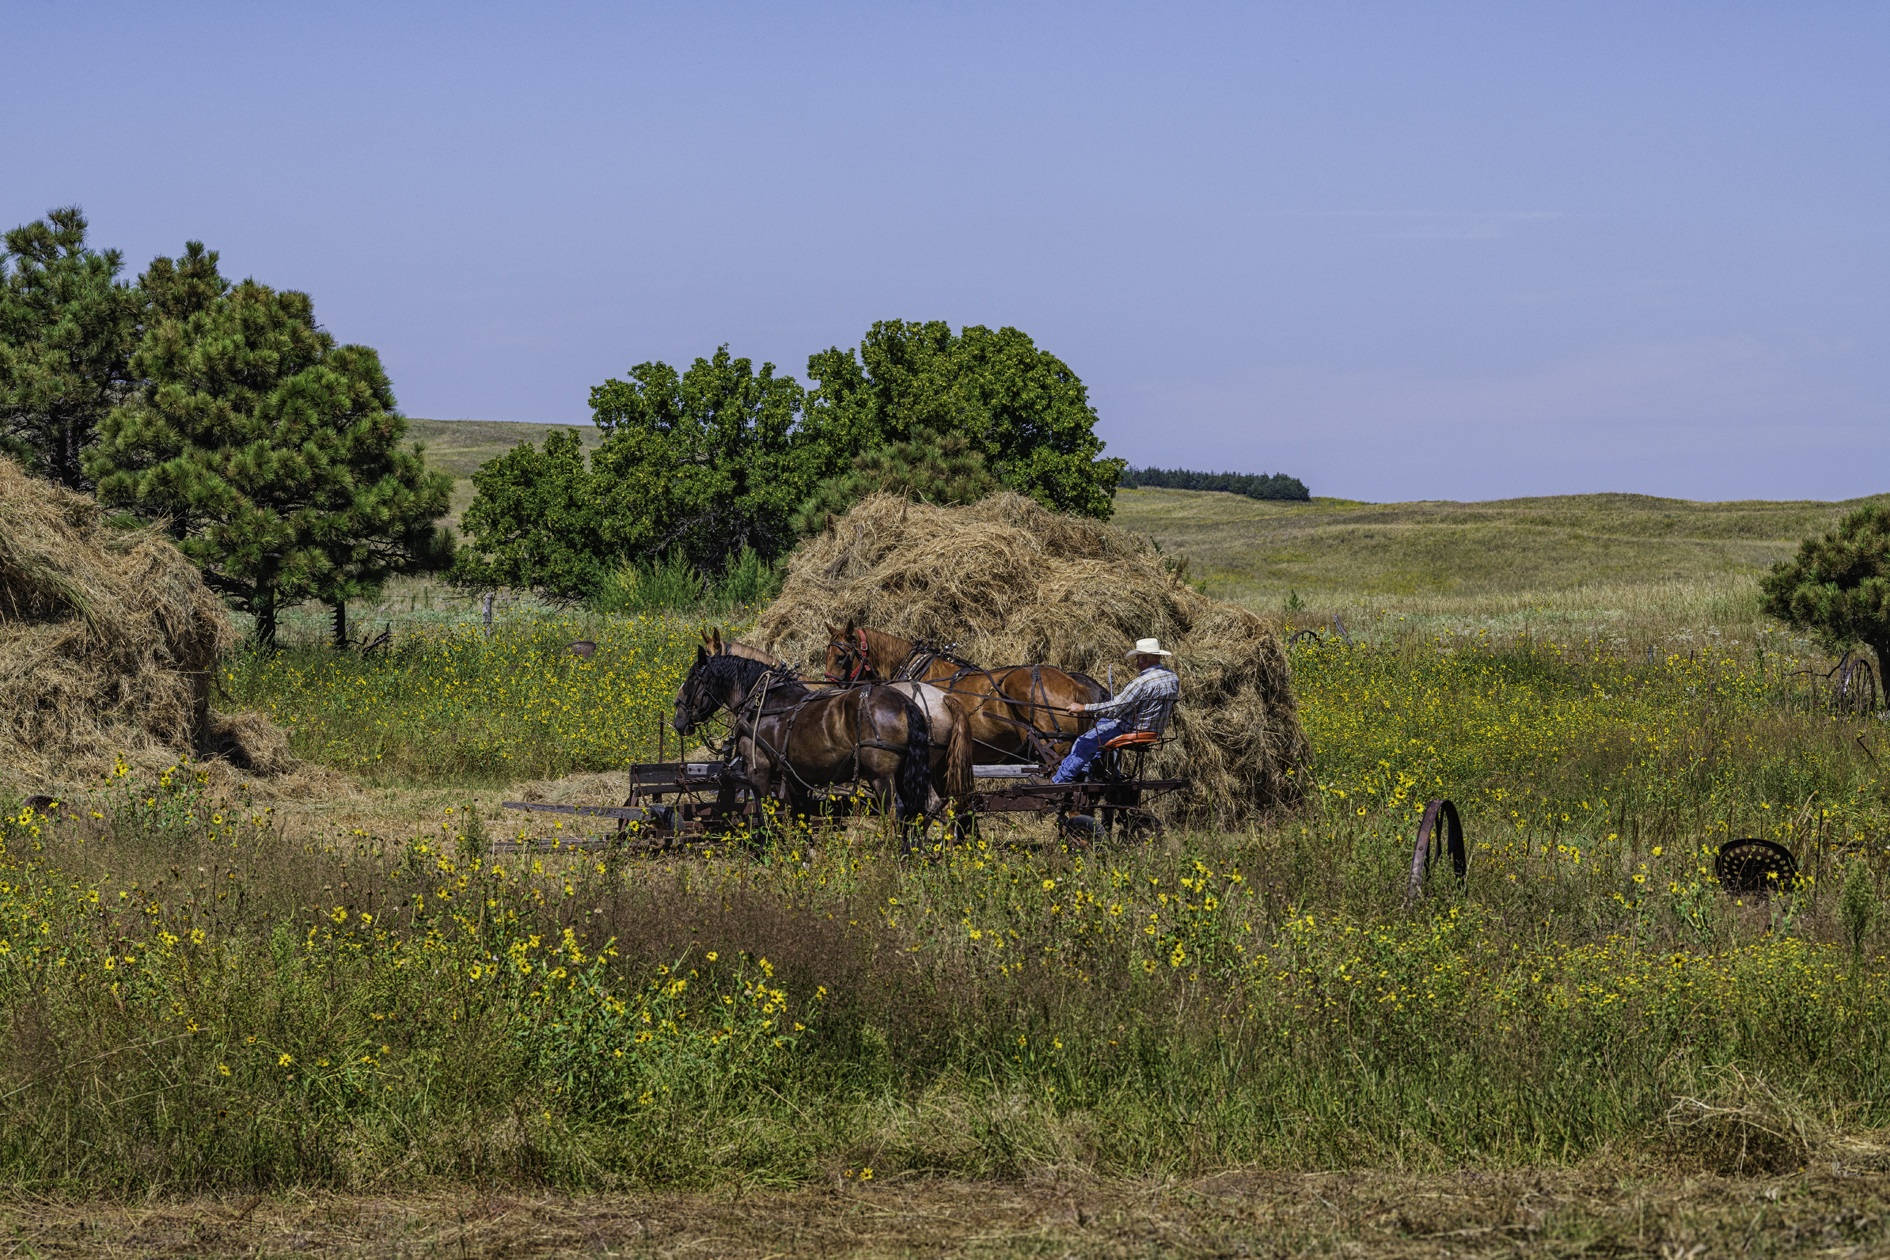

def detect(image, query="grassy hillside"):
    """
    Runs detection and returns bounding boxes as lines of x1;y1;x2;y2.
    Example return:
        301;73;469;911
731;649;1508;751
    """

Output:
405;417;603;478
406;417;605;532
1111;487;1881;602
1110;486;1886;644
400;416;1883;644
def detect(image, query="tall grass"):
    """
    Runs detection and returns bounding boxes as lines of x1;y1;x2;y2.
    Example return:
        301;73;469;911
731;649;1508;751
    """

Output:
591;547;782;617
3;747;1889;1192
220;614;701;783
10;605;1890;1191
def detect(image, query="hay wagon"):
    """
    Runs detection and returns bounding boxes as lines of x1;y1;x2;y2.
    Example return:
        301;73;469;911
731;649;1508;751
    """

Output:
495;745;1185;854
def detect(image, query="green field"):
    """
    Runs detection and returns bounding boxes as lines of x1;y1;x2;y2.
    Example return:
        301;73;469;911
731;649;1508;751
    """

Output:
405;416;1879;640
1112;484;1883;622
9;430;1890;1253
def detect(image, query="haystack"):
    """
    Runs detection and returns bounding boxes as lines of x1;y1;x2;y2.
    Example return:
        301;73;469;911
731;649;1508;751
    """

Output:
0;458;294;786
754;492;1311;822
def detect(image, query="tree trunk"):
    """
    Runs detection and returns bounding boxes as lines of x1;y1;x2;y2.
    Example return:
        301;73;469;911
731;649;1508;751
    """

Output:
53;418;76;490
1864;636;1890;711
253;586;278;649
331;601;348;651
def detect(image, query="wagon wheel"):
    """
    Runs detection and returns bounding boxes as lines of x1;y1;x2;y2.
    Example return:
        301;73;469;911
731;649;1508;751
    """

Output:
1116;809;1166;844
1836;655;1881;717
617;800;677;836
1715;839;1799;896
1060;814;1105;847
1403;799;1466;905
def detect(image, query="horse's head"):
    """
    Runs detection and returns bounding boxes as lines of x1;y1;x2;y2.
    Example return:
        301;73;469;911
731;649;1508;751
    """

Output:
674;647;733;736
675;649;778;736
824;620;873;684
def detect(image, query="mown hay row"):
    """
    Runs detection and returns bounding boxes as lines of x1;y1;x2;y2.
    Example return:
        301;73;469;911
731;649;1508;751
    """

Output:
755;492;1310;821
0;458;294;786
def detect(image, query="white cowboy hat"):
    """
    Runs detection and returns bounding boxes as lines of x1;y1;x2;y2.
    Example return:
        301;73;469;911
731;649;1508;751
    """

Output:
1126;637;1174;659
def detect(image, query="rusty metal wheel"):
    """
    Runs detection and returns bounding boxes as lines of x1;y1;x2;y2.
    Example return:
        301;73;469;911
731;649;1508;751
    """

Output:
1117;810;1166;844
1715;839;1799;896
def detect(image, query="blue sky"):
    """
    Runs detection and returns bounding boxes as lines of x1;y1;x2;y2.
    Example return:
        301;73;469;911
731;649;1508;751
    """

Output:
8;1;1886;502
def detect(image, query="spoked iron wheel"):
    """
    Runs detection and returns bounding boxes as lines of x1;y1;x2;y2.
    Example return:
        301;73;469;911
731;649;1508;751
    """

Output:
1115;809;1166;843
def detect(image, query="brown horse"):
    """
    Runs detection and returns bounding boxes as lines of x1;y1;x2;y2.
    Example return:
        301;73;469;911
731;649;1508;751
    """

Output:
674;647;970;840
700;626;974;809
823;622;1109;766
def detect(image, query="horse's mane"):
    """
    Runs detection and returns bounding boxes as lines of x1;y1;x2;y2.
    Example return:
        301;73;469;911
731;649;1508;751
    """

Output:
701;651;808;703
725;638;785;666
911;638;982;670
856;625;982;671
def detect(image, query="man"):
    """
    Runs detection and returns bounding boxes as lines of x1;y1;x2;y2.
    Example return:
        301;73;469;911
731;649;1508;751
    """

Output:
1050;637;1179;783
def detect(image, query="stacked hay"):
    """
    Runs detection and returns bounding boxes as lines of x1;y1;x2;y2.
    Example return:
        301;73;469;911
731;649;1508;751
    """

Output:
754;492;1311;822
0;458;294;784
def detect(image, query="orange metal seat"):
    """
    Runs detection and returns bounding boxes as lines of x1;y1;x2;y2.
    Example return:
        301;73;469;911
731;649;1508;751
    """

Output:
1103;730;1160;751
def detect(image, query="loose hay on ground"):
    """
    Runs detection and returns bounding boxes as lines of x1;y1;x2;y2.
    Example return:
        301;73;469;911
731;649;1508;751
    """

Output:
0;458;298;788
755;492;1311;821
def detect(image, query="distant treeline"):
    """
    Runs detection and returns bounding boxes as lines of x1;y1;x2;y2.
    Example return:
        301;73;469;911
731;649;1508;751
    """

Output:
1119;466;1311;502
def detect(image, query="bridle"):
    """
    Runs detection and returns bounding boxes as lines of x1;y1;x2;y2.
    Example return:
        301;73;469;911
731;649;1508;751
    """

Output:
825;627;871;684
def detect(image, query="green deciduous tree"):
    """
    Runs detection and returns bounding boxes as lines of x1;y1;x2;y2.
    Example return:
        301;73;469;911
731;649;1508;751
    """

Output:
0;207;145;490
452;427;610;602
1760;504;1890;674
454;349;813;598
588;347;810;568
453;322;1121;600
86;245;452;646
803;319;1123;520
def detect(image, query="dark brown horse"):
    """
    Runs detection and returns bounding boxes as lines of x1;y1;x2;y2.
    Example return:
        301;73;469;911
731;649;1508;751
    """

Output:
700;626;975;810
823;622;1109;766
673;648;967;839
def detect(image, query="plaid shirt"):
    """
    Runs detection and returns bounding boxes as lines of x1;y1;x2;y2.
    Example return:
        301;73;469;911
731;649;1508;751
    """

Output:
1084;665;1178;734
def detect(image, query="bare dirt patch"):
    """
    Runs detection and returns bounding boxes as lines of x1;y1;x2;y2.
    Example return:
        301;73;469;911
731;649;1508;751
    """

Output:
5;1168;1888;1258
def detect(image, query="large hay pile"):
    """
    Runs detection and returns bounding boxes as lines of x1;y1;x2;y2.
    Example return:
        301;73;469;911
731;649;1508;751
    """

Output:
0;458;294;785
755;492;1311;822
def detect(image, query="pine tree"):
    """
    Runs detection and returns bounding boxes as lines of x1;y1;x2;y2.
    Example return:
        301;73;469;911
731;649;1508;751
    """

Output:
0;208;144;490
1760;504;1890;675
86;245;452;646
789;428;999;534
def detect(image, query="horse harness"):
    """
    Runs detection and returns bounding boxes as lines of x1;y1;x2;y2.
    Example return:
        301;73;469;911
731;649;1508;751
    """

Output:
729;665;911;793
823;633;1091;765
891;641;1071;766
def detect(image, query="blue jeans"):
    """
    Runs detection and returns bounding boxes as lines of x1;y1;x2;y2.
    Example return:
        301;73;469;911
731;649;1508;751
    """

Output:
1051;718;1123;783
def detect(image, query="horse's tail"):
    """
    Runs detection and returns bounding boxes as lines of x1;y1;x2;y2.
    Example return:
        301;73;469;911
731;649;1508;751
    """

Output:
943;693;973;798
897;695;932;822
